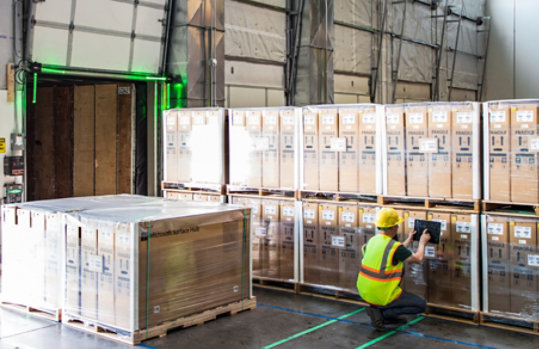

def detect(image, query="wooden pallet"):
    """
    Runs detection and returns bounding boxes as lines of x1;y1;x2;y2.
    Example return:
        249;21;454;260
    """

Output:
480;312;539;335
482;200;539;216
378;195;481;212
253;277;299;293
297;283;367;305
298;190;377;202
63;297;257;345
161;181;226;194
227;185;297;198
425;303;480;324
1;301;61;322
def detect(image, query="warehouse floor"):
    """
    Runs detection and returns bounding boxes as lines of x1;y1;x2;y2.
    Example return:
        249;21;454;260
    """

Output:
0;287;537;349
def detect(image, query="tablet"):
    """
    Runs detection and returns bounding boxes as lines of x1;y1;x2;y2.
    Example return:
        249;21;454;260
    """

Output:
413;219;441;244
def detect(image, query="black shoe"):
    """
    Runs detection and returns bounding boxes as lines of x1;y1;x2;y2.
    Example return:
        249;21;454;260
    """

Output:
366;306;384;331
383;317;407;326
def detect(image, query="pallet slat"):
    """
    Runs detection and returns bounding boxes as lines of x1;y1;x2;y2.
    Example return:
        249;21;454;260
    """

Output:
162;181;226;194
1;301;61;322
480;312;539;335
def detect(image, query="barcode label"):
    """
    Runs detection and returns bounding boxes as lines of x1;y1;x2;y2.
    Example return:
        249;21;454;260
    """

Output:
528;254;539;267
432;111;448;123
408;113;424;124
255;227;267;237
419;138;438;153
342;113;356;124
517;110;534;122
456;222;472;233
265;205;277;215
514;226;532;239
363;113;376;124
457;112;473;124
332;236;345;247
530;138;539;151
304;209;315;219
489;110;506;123
322;210;335;221
363;213;375;224
425;246;436;257
304;114;316;125
342;212;355;223
387;113;400;124
487;223;504;235
283;207;295;217
331;137;347;151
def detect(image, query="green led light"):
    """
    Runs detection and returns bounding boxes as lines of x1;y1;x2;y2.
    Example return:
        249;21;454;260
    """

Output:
171;81;186;108
41;67;66;74
39;64;167;82
32;72;37;104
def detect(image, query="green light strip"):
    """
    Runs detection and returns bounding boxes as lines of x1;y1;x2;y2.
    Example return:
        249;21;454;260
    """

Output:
355;316;425;349
32;73;37;104
40;66;167;81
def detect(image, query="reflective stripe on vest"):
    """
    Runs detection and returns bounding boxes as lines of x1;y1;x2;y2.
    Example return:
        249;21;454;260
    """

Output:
359;239;403;280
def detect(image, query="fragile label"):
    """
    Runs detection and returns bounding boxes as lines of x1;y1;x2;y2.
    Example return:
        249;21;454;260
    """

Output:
457;112;473;124
487;223;504;235
425;246;436;258
528;254;539;267
387;113;400;124
530;138;539;151
456;222;472;233
265;205;277;215
419;138;439;153
283;206;295;217
489;110;506;123
517;110;534;123
322;210;335;221
408;113;424;124
342;113;356;124
432;111;448;123
232;114;244;126
363;113;376;124
255;227;267;237
304;209;315;219
330;137;347;151
304;114;316;125
514;226;532;239
283;115;295;125
88;254;103;273
363;213;375;224
322;114;336;124
254;137;270;151
332;236;345;247
342;212;355;223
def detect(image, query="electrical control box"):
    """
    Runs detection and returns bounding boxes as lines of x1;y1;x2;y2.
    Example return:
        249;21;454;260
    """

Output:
4;183;23;203
4;156;24;176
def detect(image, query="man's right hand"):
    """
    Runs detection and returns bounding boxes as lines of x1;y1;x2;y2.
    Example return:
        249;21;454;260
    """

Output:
419;229;431;245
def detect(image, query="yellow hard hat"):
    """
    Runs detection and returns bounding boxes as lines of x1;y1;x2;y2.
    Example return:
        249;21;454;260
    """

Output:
375;207;403;228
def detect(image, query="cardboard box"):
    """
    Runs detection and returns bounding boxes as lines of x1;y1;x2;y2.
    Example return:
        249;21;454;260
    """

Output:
509;220;538;316
261;198;281;278
29;211;46;305
451;214;474;308
279;200;295;281
114;222;132;329
426;212;452;305
303;110;319;190
231;196;263;275
338;203;359;291
262;110;280;188
488;104;511;202
359;107;378;194
510;103;539;203
97;221;115;324
428;105;452;198
81;221;99;320
164;111;179;181
358;206;377;261
44;213;61;307
452;106;475;199
402;210;428;299
338;108;359;192
280;109;297;189
405;105;429;197
319;109;339;191
177;110;193;182
303;202;320;284
485;217;511;313
229;110;262;187
385;106;406;196
319;202;339;287
65;223;81;316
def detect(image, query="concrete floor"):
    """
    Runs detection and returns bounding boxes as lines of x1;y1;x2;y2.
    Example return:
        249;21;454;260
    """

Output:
0;288;537;349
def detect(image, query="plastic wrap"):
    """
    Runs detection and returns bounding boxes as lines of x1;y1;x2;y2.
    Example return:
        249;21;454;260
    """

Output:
382;102;480;200
301;104;383;194
483;100;539;204
229;107;301;190
482;213;538;321
163;108;226;185
164;190;224;204
60;197;251;334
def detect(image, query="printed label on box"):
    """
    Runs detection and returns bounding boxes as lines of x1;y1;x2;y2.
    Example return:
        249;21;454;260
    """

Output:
456;222;472;233
265;205;277;215
460;234;468;240
362;213;375;224
457;112;473;124
322;210;335;221
88;254;103;273
528;254;539;267
432;219;447;230
514;226;532;239
304;209;315;219
408;218;416;229
408;113;424;124
322;114;335;124
342;212;355;223
530;138;539;151
247;115;260;125
342;113;356;124
491;236;499;241
255;227;267;237
233;114;244;126
419;138;439;153
519;239;527;245
432;111;448;123
332;236;345;247
489;110;506;123
487;223;504;235
517;110;534;122
264;113;278;125
331;137;347;151
283;115;295;125
283;207;295;217
254;137;270;151
425;246;436;258
387;113;400;124
193;115;205;125
153;305;160;314
304;114;316;125
167;115;176;125
363;113;376;124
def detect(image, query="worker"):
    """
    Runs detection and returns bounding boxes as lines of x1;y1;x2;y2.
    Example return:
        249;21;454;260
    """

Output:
356;207;430;331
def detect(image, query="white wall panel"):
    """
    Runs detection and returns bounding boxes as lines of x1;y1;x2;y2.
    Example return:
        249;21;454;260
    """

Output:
228;86;265;107
334;74;369;95
225;60;284;88
334;0;372;27
32;27;69;66
34;0;71;24
71;32;131;71
132;39;162;73
135;6;166;37
334;25;371;74
75;0;133;33
267;89;285;106
335;93;359;104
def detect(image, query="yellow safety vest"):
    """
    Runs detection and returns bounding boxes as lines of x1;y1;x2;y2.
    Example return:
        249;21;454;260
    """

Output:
357;234;403;306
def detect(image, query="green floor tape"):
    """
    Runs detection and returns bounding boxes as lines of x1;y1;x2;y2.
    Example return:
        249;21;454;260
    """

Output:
355;316;425;349
263;308;365;349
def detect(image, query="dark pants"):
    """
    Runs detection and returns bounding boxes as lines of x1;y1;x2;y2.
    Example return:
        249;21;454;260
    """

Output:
376;291;426;319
